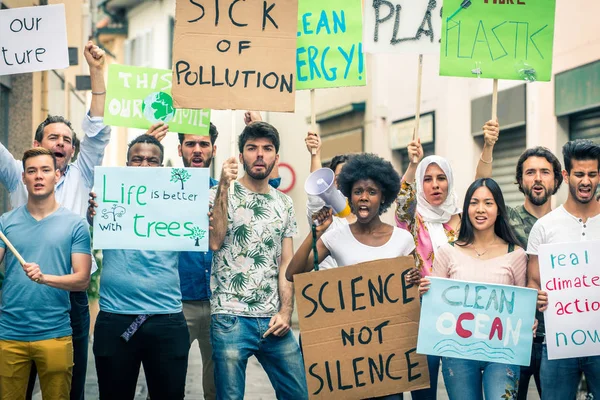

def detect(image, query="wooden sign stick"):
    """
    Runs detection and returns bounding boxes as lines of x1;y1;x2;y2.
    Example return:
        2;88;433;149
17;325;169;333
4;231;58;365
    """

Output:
310;89;317;155
412;54;424;163
0;230;26;266
491;78;499;121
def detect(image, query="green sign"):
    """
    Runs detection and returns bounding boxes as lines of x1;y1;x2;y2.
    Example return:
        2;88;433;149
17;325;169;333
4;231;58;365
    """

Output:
440;0;556;82
105;64;211;135
296;0;365;90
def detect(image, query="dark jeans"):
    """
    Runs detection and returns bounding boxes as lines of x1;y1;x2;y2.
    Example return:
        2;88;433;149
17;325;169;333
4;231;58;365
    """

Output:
26;291;90;400
411;355;440;400
518;342;543;400
93;311;189;400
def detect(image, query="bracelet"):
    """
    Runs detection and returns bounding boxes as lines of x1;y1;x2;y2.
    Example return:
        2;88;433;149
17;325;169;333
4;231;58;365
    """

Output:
480;156;493;164
91;91;106;95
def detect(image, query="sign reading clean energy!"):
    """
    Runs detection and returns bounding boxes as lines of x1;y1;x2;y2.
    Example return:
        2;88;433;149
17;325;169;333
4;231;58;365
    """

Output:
104;64;211;134
296;0;365;89
93;167;210;252
418;277;537;366
439;0;557;81
539;241;600;360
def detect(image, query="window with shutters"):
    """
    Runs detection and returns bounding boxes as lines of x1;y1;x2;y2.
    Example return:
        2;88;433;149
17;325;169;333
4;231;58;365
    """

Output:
569;109;600;143
124;30;153;67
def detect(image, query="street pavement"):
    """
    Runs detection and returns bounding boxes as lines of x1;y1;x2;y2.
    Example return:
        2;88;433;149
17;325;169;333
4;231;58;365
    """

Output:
31;340;544;399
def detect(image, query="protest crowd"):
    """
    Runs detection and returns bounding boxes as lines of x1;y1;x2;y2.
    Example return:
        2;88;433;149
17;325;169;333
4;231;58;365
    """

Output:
0;1;599;400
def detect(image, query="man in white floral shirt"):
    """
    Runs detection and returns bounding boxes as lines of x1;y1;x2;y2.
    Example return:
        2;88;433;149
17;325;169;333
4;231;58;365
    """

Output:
209;122;308;399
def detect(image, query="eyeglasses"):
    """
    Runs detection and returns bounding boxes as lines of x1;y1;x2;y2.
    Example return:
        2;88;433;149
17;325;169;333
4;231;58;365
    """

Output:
129;157;161;166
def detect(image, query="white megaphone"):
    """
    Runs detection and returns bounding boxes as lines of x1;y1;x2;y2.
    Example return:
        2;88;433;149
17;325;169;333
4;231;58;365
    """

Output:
305;168;352;218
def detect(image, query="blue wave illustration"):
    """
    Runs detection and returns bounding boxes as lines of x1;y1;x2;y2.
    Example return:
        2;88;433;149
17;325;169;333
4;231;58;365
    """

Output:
433;339;515;362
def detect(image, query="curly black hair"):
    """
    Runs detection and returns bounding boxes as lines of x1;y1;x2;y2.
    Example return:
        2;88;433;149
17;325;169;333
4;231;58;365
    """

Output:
337;153;400;215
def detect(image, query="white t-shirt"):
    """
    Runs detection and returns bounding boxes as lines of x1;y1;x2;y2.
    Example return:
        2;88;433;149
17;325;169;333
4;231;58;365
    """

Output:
321;223;415;268
527;205;600;255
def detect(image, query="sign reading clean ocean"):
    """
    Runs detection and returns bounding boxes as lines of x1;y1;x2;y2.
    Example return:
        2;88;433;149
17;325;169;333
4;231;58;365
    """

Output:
104;64;211;134
417;277;537;366
93;167;210;252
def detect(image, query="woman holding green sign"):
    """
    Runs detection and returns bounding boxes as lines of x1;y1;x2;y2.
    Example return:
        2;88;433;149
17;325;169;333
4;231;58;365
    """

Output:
419;178;527;399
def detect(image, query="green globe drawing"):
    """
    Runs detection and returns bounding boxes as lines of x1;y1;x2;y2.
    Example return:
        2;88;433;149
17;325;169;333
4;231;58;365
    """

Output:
141;92;176;123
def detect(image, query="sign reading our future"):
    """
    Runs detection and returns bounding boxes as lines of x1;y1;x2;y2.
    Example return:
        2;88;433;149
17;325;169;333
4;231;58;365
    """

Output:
363;0;443;54
296;0;365;89
294;257;429;399
93;167;210;252
439;0;557;81
104;64;211;134
418;278;537;366
539;241;600;360
0;4;68;76
172;0;298;112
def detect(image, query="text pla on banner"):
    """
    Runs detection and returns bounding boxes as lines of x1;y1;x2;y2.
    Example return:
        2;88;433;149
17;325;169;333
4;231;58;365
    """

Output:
104;64;211;134
171;0;298;112
93;167;210;252
294;257;430;400
296;0;365;89
439;0;556;81
538;241;600;360
0;4;68;76
417;277;537;366
363;0;442;54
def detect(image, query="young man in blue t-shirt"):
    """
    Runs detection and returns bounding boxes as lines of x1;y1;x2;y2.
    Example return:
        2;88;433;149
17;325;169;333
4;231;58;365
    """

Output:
0;148;92;398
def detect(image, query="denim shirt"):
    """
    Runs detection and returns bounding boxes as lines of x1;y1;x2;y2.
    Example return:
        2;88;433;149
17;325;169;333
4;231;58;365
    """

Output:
179;177;218;301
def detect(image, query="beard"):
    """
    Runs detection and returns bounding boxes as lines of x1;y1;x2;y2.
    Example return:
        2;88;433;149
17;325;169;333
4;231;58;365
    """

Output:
243;159;276;180
523;184;551;206
569;183;596;204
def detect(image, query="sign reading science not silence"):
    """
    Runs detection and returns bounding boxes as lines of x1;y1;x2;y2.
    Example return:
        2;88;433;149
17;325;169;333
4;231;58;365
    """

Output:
93;167;210;252
171;0;298;112
294;257;429;400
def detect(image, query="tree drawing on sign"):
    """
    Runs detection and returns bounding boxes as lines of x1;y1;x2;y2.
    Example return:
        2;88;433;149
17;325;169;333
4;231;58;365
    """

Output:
101;204;126;222
170;168;191;190
190;226;206;247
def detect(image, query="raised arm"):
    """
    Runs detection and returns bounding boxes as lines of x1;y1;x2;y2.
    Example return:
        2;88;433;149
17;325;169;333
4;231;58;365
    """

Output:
305;132;323;173
209;157;238;251
475;120;499;179
395;139;423;231
85;41;106;118
286;208;332;281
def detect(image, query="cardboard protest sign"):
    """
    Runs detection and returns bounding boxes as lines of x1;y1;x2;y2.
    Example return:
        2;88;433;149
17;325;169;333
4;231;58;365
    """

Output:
439;0;556;81
104;64;211;134
418;277;537;366
171;0;298;112
539;241;600;360
295;257;429;399
296;0;365;89
363;0;442;54
93;167;209;252
0;4;68;76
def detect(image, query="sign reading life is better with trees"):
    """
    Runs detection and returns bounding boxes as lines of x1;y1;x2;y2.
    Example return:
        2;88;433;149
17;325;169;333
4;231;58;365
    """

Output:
172;0;298;112
363;0;442;54
0;4;68;76
93;167;209;252
417;278;537;366
440;0;556;81
295;257;430;400
104;64;211;134
296;0;365;89
538;241;600;360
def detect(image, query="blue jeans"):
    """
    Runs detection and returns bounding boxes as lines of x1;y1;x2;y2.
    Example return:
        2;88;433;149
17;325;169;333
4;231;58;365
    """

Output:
540;345;600;400
441;357;520;400
411;355;440;400
210;315;308;400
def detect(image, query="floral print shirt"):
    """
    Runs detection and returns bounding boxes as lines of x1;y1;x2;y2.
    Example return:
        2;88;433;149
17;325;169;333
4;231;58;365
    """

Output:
210;181;297;317
395;180;458;277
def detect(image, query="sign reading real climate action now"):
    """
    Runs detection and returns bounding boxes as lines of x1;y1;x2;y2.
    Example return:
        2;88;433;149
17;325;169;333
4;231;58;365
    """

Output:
418;278;537;366
539;241;600;360
295;257;429;400
93;167;210;252
0;4;68;76
171;0;298;112
104;64;211;134
440;0;556;81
